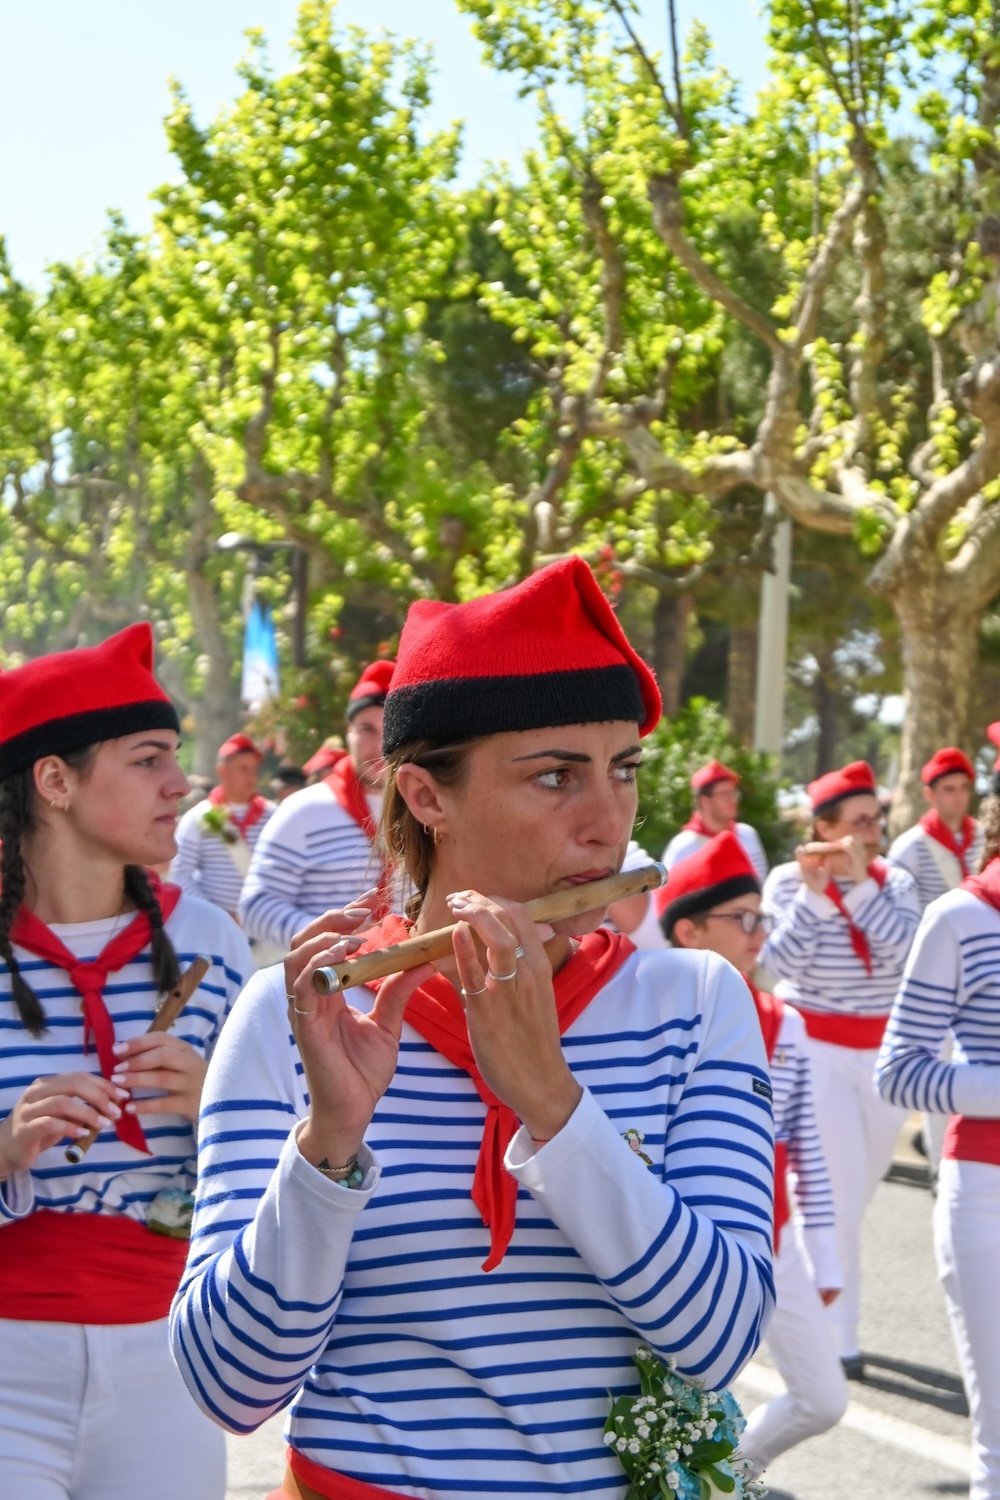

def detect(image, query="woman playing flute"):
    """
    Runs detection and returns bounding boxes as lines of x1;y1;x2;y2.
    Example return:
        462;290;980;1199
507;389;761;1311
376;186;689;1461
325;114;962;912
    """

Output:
171;558;775;1500
0;626;253;1500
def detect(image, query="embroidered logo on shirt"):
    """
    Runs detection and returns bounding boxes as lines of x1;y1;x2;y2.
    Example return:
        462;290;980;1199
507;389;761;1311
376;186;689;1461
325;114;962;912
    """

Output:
623;1127;654;1166
752;1077;773;1101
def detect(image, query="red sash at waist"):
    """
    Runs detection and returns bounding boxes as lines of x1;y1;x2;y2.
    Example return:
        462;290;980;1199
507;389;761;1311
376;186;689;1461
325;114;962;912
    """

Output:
943;1115;1000;1167
797;1008;890;1050
774;1139;790;1255
0;1208;188;1324
270;1450;411;1500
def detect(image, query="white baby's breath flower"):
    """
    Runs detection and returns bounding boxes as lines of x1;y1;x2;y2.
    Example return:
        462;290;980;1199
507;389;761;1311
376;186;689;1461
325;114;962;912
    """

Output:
603;1432;616;1446
627;1438;641;1454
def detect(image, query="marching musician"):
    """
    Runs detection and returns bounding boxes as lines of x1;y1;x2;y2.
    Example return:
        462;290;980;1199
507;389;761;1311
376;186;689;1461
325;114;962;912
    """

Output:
663;759;769;883
171;558;775;1500
661;831;846;1476
171;732;275;923
0;625;252;1500
888;748;982;910
760;760;920;1381
878;789;1000;1500
240;660;395;953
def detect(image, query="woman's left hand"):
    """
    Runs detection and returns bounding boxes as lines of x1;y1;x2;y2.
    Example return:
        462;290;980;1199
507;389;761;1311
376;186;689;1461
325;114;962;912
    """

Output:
447;890;581;1143
110;1035;208;1122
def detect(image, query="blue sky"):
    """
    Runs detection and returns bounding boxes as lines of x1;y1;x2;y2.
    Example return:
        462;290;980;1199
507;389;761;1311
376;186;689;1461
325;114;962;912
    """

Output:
0;1;767;286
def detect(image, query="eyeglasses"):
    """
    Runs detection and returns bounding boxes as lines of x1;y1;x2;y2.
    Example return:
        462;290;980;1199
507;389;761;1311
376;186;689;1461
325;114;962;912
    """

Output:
704;911;773;936
840;815;884;833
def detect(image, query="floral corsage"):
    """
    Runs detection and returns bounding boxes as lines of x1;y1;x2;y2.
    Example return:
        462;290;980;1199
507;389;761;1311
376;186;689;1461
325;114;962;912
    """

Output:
201;805;237;844
605;1346;765;1499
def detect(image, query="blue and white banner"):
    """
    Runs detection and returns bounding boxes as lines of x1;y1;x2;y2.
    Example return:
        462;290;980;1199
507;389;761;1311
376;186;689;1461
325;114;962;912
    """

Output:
241;599;280;708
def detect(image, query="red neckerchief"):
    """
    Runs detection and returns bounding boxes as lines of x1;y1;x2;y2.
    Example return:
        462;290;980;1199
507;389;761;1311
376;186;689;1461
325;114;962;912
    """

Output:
962;854;1000;912
823;860;887;976
745;977;789;1253
324;757;390;918
9;875;182;1156
684;812;731;837
920;810;977;878
359;914;635;1271
207;785;268;840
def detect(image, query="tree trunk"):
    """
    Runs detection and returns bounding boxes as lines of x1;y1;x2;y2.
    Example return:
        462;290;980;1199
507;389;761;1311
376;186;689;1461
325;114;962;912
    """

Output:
726;622;758;744
814;660;840;777
887;590;980;835
653;591;693;717
186;458;243;777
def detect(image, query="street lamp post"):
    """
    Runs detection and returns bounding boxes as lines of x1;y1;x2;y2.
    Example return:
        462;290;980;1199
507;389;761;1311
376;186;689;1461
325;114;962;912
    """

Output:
216;532;308;669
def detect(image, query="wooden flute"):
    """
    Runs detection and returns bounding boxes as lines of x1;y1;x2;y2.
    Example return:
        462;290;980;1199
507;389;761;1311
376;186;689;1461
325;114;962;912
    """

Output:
64;955;211;1165
311;861;667;996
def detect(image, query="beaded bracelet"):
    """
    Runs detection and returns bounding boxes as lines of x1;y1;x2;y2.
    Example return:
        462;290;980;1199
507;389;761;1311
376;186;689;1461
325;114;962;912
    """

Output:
316;1156;366;1190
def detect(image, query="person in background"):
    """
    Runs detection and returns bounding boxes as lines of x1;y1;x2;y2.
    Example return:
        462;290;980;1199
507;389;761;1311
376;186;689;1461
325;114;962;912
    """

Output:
889;748;982;910
171;557;774;1500
877;789;1000;1500
303;739;346;785
663;759;768;883
240;661;395;953
270;761;308;804
0;624;252;1500
760;759;920;1380
171;734;274;926
661;831;846;1477
604;838;666;949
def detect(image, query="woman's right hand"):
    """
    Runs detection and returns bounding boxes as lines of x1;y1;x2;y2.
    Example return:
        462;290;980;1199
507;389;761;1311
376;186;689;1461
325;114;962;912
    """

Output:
0;1072;127;1177
285;925;434;1173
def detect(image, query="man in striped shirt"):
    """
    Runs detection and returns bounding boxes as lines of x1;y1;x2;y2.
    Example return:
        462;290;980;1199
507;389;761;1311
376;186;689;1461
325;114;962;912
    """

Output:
889;747;983;910
760;759;920;1381
660;830;846;1476
662;759;769;884
171;733;274;925
240;661;394;952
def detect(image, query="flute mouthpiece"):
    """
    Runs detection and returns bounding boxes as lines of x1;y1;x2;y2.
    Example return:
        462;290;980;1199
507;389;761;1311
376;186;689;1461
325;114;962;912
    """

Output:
652;861;667;886
64;1143;85;1165
313;967;343;995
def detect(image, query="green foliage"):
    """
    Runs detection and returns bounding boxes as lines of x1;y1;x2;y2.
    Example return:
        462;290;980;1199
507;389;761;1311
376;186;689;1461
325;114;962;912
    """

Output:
634;699;790;862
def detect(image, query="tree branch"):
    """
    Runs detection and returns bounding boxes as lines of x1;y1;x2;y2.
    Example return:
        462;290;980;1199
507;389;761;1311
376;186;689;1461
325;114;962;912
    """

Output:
607;0;688;138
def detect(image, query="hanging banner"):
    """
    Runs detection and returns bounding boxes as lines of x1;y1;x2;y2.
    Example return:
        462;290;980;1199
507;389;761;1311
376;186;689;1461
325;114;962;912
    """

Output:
241;599;280;708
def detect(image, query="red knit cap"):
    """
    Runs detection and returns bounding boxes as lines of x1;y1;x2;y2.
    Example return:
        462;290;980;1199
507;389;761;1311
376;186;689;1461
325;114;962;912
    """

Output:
303;743;348;775
218;732;262;761
691;759;740;793
0;624;179;780
347;659;395;722
922;747;974;785
654;830;760;937
382;558;661;755
808;759;876;814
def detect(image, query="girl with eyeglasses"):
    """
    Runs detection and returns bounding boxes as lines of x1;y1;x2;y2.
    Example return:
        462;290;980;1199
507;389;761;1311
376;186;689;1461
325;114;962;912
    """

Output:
759;760;920;1382
659;829;846;1478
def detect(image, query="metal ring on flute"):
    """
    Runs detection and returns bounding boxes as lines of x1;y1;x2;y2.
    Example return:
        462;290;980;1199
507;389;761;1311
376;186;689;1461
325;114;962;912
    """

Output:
487;966;518;983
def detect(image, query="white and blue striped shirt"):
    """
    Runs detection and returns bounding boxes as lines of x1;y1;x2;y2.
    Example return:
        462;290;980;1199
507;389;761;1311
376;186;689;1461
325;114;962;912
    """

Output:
876;889;1000;1117
240;783;382;949
171;798;274;918
0;896;252;1228
760;862;920;1019
888;822;983;911
171;949;775;1496
768;1002;839;1289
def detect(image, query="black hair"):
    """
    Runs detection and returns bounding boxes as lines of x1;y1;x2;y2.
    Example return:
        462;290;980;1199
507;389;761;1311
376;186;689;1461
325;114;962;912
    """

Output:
0;747;181;1035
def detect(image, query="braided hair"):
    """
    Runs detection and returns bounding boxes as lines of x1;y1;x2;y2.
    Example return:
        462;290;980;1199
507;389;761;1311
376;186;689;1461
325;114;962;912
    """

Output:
0;745;182;1034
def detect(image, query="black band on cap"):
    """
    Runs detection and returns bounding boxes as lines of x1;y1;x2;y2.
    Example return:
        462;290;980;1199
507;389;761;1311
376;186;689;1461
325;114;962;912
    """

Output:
346;693;388;722
383;664;645;756
0;700;181;781
659;873;761;940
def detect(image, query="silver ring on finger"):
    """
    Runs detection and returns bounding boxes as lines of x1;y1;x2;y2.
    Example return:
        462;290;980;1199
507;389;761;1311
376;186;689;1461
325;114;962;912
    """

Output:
461;983;489;998
487;965;518;983
513;945;525;959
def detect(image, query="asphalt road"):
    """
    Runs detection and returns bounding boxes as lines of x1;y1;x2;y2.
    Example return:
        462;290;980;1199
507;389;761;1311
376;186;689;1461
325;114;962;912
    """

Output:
224;1129;973;1500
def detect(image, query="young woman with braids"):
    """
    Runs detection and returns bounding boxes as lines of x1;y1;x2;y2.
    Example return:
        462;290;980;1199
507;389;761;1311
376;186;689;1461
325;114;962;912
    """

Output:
878;782;1000;1500
0;624;252;1500
171;558;774;1500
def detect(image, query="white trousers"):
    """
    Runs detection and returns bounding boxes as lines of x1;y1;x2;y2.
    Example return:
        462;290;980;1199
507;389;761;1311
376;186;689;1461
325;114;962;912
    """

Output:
804;1036;907;1358
738;1226;847;1474
0;1316;225;1500
935;1159;1000;1500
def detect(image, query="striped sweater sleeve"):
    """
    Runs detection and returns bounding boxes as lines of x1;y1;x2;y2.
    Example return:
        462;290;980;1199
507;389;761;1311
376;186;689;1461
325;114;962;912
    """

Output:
876;902;1000;1115
239;806;322;948
842;872;920;966
759;868;836;980
170;806;205;899
169;968;369;1432
506;956;775;1393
